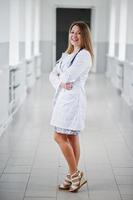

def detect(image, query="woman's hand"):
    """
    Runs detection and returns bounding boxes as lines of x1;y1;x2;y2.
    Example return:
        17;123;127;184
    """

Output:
60;82;73;90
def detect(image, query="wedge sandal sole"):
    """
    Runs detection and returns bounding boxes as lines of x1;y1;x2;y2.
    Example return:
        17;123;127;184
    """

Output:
70;180;87;192
69;172;87;192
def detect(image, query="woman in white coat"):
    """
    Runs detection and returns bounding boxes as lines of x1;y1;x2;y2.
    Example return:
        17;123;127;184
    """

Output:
49;21;94;192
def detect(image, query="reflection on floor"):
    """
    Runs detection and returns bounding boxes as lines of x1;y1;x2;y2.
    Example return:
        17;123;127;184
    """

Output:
0;74;133;200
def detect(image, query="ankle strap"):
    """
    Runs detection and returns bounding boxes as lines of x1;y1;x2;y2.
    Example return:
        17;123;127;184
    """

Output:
71;170;79;177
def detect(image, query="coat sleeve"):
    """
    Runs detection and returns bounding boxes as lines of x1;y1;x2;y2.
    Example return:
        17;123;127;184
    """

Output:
59;50;92;83
49;63;62;90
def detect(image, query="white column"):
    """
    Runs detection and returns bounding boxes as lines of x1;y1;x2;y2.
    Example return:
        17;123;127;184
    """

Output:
118;0;127;61
19;0;25;60
34;0;40;55
25;0;33;59
108;0;116;57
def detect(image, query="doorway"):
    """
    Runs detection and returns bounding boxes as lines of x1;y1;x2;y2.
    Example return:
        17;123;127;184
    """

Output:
56;8;92;60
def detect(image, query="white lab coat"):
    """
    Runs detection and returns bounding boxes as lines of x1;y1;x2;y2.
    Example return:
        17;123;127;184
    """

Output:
49;49;92;130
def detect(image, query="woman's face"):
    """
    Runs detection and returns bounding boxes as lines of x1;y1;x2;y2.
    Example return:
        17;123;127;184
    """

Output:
69;25;82;48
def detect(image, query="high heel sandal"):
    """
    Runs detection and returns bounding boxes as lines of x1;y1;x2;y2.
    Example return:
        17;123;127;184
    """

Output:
58;173;71;190
69;170;87;192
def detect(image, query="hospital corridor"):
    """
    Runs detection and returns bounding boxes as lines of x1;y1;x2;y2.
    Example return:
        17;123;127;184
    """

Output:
0;0;133;200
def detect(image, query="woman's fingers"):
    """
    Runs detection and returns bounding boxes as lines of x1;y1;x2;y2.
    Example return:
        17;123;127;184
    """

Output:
66;83;73;90
60;82;73;90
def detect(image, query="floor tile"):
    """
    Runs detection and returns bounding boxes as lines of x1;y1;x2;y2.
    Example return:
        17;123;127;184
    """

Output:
113;168;133;176
0;191;24;200
118;185;133;195
0;173;29;182
115;175;133;184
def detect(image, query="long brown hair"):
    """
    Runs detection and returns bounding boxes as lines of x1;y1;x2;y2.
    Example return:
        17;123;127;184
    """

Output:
66;21;94;62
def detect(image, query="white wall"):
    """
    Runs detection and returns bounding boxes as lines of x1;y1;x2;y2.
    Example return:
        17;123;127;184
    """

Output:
0;0;9;66
110;0;133;47
0;0;10;135
40;0;110;72
0;0;9;43
108;0;133;61
126;0;133;44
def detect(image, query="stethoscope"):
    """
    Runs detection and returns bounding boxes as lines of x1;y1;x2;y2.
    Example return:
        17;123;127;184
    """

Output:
57;48;83;71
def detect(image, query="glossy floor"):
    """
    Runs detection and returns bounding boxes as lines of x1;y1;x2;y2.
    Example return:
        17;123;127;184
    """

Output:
0;74;133;200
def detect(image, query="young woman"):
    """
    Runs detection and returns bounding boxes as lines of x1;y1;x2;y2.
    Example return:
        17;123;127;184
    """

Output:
49;21;94;192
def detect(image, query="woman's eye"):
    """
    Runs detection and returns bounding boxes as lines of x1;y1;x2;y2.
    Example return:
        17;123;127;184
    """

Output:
70;31;81;35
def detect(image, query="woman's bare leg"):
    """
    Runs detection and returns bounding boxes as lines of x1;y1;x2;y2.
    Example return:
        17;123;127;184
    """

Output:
54;132;77;175
67;135;80;166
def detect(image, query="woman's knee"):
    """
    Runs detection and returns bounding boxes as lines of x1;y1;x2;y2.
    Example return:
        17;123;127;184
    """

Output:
54;132;67;144
67;135;79;143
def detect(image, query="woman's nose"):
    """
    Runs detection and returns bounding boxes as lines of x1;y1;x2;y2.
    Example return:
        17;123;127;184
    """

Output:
73;33;78;37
